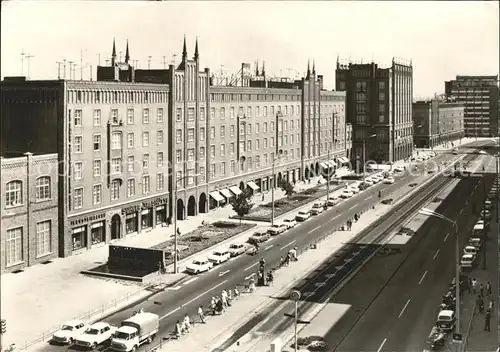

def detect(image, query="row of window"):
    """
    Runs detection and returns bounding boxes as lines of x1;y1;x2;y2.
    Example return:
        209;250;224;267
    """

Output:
209;92;301;103
68;90;168;105
5;177;51;208
75;129;165;154
71;107;164;127
84;152;165;180
5;220;52;266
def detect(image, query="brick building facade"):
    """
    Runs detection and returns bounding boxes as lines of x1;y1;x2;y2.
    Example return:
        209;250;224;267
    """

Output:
1;153;59;274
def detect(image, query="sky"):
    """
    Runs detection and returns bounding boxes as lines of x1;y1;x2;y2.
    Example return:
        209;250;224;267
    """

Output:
1;1;499;98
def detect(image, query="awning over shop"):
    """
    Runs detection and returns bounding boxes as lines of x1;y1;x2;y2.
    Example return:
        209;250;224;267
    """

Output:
339;157;350;164
230;186;242;196
319;162;329;169
220;189;233;199
247;181;260;191
209;191;224;202
328;161;336;168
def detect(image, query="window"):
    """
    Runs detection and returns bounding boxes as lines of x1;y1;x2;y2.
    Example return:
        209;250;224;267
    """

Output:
247;140;252;151
176;171;182;187
231;160;236;173
157;108;164;123
256;106;260;117
379;104;385;113
230;107;235;119
264;106;268;117
93;134;101;151
188;108;195;121
256;123;260;134
93;109;101;126
264;138;268;149
220;107;226;120
111;109;119;124
271;137;275;147
127;156;134;172
157;173;164;190
74;109;82;126
210;127;216;139
378;81;385;89
230;125;235;137
263;122;268;133
220;162;226;176
112;158;122;174
142;108;150;124
187;148;195;161
142;175;151;194
210;145;216;158
74;162;83;180
240;140;246;153
210;164;216;178
247;106;252;117
176;108;182;122
127;108;134;124
157;130;164;145
239;124;245;136
200;127;205;141
200;107;205;121
34;177;51;202
220;144;226;156
176;129;182;143
93;160;101;177
143;154;149;169
220;126;225;138
74;187;83;209
93;184;102;205
356;115;367;124
127;178;135;197
247;123;252;135
127;133;134;148
238;107;243;116
74;136;82;153
256;139;260;150
111;132;122;150
187;169;195;185
379;92;385;101
210;107;215;120
230;142;235;154
187;128;195;142
142;131;150;147
36;220;52;257
157;152;164;167
200;166;206;182
270;106;275;116
176;149;182;163
6;227;23;266
111;180;120;200
200;146;205;159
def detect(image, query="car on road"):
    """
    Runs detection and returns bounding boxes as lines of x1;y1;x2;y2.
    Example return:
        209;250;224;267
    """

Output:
228;243;247;257
310;203;324;215
249;231;271;243
383;177;395;184
394;166;404;173
468;237;482;250
267;223;288;235
460;254;475;268
295;210;311;222
484;200;492;210
74;322;117;350
478;150;487;155
463;245;478;257
349;186;360;194
52;320;87;345
282;218;297;229
480;209;492;220
110;311;159;352
208;250;231;265
452;148;459;155
327;196;339;206
436;310;456;332
185;258;213;274
340;189;354;198
363;178;374;186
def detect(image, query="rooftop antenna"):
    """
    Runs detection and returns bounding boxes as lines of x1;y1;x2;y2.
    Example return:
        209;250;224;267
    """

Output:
172;54;177;66
286;68;292;77
63;59;67;79
119;50;123;63
162;55;167;69
80;49;84;80
56;61;63;79
133;60;139;68
21;49;26;76
25;53;34;80
148;56;152;69
68;61;75;80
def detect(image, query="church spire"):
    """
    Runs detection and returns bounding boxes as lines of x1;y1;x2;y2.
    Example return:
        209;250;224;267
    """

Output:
111;37;116;66
255;60;259;76
125;39;130;64
312;60;316;75
182;35;187;61
262;60;266;77
306;60;310;79
194;37;199;60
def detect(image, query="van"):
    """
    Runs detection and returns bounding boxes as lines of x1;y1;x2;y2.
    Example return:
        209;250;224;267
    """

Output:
111;312;159;351
436;310;456;331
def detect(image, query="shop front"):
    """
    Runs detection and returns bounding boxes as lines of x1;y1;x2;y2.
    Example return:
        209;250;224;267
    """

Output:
125;212;138;234
71;226;87;251
69;212;107;252
155;205;167;225
91;221;105;245
141;208;153;229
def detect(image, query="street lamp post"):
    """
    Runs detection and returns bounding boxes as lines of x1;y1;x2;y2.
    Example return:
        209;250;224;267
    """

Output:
420;208;461;342
271;149;283;226
326;149;331;202
172;173;200;274
290;290;301;352
362;134;377;180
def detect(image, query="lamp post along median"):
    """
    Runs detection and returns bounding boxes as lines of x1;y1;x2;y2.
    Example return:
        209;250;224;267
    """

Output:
326;149;331;202
271;150;283;226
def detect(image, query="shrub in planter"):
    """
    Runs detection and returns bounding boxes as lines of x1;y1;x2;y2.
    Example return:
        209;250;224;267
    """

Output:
304;188;317;195
212;221;239;229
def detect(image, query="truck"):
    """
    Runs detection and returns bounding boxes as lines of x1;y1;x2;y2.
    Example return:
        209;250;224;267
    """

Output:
110;312;160;352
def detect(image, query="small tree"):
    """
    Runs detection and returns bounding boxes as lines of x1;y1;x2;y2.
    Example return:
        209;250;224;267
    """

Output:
281;180;295;200
231;189;254;224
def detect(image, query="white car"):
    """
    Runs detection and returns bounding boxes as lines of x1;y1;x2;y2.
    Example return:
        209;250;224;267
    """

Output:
463;245;477;257
228;243;246;257
327;196;339;206
370;176;381;183
461;254;475;268
363;178;374;186
295;210;311;222
394;166;404;173
310;203;324;215
52;320;87;345
383;177;395;184
208;250;231;265
340;190;354;198
479;150;487;155
74;322;117;349
185;258;213;274
349;187;360;194
282;218;297;229
267;223;288;235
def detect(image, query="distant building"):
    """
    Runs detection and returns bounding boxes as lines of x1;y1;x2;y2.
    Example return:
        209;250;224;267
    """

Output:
336;59;414;165
445;75;499;137
412;98;465;148
1;153;59;274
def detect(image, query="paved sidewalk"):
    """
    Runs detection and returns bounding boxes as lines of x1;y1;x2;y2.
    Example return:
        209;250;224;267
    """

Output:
0;173;337;349
414;137;488;153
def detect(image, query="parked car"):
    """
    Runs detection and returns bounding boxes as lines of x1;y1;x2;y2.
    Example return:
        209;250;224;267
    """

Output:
461;254;475;268
463;245;478;257
295;210;311;222
185;258;213;274
52;320;88;345
110;312;159;352
327;196;339;206
228;243;247;257
349;186;360;194
310;203;324;215
75;322;117;350
208;250;231;265
383;177;395;184
282;218;297;229
468;237;482;250
249;231;271;243
394;166;405;173
267;223;288;236
436;310;456;332
478;150;487;155
452;148;459;155
340;190;354;198
363;178;374;186
481;209;492;220
484;200;492;210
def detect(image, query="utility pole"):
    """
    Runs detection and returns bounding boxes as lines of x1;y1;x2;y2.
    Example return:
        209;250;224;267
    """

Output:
21;49;26;76
97;53;101;66
68;61;75;80
172;54;177;66
56;61;62;79
25;54;34;80
162;56;167;69
148;56;152;69
63;59;67;79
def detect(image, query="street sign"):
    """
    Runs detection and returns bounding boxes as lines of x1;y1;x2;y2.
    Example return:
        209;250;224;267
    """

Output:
452;333;463;343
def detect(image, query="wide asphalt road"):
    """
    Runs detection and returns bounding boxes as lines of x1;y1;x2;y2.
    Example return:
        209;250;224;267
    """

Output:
324;174;495;352
40;141;491;352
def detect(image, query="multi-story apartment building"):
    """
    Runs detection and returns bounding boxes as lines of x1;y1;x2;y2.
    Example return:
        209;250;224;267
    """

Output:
412;98;465;148
1;153;59;273
336;59;414;165
444;75;499;137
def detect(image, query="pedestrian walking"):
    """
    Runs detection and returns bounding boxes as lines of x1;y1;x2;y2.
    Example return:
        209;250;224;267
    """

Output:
183;314;191;332
489;300;494;311
486;281;492;295
175;320;182;339
166;217;172;227
480;283;485;297
198;305;205;323
467;277;472;293
477;295;484;313
227;288;233;305
484;310;491;331
285;253;291;266
211;297;216;315
234;286;240;298
472;278;477;294
216;297;224;314
279;255;285;267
